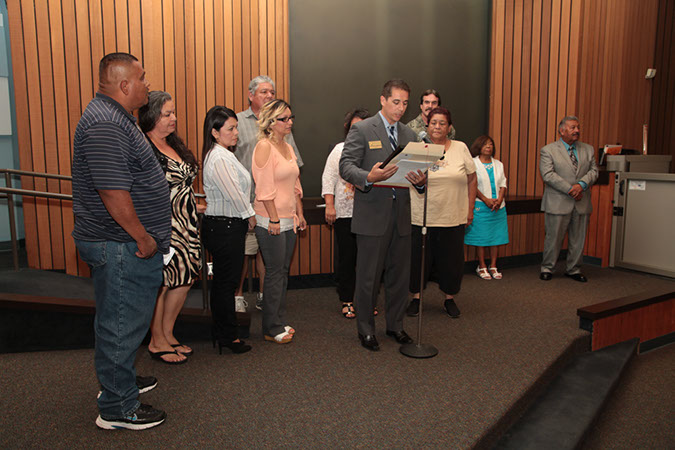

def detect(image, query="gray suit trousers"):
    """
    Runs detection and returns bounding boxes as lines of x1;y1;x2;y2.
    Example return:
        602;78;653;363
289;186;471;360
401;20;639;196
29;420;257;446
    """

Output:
255;227;297;337
354;197;410;336
541;210;589;275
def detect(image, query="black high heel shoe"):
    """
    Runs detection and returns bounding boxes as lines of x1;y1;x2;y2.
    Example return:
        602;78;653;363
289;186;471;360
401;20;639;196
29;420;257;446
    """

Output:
217;340;252;354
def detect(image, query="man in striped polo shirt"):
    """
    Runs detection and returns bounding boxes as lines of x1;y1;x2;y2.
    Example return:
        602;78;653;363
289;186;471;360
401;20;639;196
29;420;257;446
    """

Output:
72;53;171;430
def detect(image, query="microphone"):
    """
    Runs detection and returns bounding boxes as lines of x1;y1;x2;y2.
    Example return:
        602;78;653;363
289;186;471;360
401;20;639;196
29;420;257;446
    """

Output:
420;131;443;161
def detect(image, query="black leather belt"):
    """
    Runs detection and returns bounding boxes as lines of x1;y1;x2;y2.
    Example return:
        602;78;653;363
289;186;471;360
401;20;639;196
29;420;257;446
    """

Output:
204;216;246;222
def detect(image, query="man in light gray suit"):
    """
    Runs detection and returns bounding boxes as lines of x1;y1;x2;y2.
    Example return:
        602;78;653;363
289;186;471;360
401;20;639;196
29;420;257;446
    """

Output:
539;116;598;282
340;79;426;351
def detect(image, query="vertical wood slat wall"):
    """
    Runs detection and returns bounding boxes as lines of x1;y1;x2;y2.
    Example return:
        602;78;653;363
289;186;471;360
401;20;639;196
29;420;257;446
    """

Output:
489;0;660;266
8;0;668;278
648;0;675;167
7;0;305;277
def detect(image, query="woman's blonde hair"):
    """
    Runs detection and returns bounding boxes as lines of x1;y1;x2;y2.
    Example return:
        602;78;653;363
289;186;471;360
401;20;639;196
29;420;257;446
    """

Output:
257;99;292;142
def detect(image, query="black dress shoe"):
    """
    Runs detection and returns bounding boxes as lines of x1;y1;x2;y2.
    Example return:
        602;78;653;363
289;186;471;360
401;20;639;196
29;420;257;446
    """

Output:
565;272;587;282
217;340;252;354
444;299;461;318
406;299;420;317
540;272;552;281
358;334;380;351
385;329;413;344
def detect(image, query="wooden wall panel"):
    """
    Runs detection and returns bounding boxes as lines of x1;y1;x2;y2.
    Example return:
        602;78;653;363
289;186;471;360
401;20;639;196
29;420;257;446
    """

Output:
591;298;675;351
309;226;321;274
648;0;675;168
23;1;52;269
578;0;659;152
8;0;666;278
489;0;660;266
320;224;333;274
7;0;291;276
114;0;130;53
47;0;74;273
7;1;38;269
34;3;58;270
223;0;235;108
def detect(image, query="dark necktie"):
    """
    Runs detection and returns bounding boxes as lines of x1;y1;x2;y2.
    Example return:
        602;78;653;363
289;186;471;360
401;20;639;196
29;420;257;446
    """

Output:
569;145;578;171
388;125;397;150
387;125;398;198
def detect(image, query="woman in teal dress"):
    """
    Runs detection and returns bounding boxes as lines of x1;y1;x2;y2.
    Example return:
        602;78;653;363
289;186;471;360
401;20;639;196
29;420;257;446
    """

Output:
465;135;509;279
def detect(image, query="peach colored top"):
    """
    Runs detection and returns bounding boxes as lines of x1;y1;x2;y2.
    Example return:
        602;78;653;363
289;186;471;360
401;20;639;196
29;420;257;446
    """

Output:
252;142;303;225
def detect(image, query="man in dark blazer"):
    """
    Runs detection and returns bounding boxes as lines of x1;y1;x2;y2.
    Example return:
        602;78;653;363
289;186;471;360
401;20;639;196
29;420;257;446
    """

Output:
339;79;426;351
539;116;598;282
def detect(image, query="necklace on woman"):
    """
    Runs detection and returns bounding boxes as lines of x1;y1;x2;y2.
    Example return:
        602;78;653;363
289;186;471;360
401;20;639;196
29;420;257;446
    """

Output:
480;155;493;169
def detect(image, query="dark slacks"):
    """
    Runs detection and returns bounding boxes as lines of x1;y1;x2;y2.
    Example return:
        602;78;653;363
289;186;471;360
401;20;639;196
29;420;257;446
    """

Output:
333;217;357;303
354;199;410;336
409;224;465;296
202;216;247;342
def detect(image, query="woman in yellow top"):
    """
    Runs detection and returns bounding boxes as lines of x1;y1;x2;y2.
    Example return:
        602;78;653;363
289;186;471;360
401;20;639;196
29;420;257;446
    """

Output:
407;107;477;319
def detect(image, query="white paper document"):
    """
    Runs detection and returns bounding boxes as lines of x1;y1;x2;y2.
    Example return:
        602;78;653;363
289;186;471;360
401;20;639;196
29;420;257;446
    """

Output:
374;142;444;188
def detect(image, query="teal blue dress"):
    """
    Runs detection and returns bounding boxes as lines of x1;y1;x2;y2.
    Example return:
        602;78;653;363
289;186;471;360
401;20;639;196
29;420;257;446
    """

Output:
464;162;509;246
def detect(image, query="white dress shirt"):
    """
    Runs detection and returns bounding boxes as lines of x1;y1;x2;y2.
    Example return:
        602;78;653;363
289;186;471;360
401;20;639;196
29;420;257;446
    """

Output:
321;142;355;219
203;143;255;218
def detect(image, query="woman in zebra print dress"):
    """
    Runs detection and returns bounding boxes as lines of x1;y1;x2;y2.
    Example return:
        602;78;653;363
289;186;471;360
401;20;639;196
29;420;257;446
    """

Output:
139;91;204;364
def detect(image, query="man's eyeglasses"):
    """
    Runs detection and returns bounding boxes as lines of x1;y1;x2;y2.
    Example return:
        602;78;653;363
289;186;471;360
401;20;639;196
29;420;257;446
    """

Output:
277;115;295;123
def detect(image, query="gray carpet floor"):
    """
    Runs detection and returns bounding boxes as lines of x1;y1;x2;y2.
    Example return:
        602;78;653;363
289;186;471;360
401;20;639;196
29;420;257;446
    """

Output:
582;343;675;450
1;264;673;448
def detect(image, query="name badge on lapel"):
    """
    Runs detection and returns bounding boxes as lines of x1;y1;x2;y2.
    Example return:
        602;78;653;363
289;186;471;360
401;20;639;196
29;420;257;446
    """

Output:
369;141;383;149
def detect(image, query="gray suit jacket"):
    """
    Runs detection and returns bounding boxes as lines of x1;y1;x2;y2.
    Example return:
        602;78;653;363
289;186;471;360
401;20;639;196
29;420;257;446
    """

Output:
540;140;599;215
339;114;419;236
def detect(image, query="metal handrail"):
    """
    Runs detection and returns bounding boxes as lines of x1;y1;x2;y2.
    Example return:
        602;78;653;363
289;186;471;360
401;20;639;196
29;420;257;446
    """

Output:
0;187;72;201
1;168;73;181
1;168;209;310
0;168;206;197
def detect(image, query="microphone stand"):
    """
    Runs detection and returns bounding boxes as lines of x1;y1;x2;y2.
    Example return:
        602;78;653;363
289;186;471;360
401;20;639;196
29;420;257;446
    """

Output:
400;164;438;359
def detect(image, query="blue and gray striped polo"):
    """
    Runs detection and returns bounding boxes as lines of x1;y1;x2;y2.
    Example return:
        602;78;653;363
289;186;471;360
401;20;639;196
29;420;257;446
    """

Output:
71;93;171;253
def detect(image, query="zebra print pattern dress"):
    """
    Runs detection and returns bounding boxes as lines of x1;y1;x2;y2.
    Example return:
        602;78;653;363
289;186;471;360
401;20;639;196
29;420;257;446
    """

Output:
153;145;202;287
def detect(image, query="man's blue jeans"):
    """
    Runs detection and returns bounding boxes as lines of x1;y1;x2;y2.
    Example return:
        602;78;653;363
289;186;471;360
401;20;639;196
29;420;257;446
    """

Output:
75;239;163;419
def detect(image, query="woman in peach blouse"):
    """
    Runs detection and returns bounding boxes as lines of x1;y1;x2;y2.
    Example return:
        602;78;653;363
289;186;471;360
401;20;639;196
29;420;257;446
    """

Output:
251;99;306;344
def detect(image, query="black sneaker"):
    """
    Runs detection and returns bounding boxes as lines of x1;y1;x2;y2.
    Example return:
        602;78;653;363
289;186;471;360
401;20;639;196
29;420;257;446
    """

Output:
406;298;420;317
95;403;166;430
136;376;158;394
97;376;158;399
444;299;460;318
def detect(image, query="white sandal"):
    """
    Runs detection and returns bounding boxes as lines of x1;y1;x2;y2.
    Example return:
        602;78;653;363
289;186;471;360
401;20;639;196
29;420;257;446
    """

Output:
476;266;491;280
489;267;502;280
284;325;296;335
264;330;293;344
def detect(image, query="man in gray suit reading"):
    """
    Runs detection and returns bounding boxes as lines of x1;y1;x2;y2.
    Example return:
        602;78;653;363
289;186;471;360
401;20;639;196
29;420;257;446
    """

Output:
539;116;598;282
339;79;426;351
